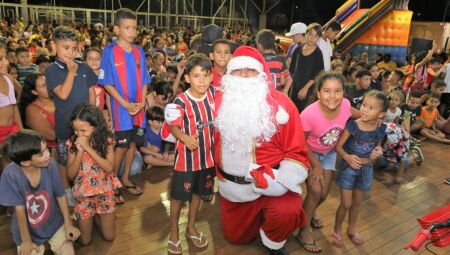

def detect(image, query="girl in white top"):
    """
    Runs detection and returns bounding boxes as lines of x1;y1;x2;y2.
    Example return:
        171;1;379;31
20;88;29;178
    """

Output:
384;90;403;124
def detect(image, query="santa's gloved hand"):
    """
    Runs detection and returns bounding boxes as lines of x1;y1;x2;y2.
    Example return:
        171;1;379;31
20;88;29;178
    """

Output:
246;164;275;189
252;173;288;197
164;104;181;125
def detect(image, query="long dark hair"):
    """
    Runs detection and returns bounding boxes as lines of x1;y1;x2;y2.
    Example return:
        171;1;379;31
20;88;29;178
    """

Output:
69;104;113;157
19;73;44;128
310;71;345;103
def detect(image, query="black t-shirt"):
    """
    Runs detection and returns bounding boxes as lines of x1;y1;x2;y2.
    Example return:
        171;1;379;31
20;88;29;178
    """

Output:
345;84;369;109
289;46;324;112
45;58;97;140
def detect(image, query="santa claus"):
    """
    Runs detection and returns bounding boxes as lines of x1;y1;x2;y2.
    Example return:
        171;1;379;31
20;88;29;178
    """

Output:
165;46;310;255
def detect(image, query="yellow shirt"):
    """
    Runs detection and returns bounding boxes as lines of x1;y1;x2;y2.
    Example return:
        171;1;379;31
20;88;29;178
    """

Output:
377;61;397;72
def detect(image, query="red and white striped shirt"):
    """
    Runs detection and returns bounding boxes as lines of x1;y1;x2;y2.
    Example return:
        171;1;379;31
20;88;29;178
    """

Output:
172;87;215;171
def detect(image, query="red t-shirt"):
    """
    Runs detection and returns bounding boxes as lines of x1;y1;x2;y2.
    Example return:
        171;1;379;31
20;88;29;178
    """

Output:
211;67;224;88
425;67;436;85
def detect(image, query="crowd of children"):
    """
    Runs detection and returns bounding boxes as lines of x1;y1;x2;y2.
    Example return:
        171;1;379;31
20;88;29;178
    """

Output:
0;6;449;255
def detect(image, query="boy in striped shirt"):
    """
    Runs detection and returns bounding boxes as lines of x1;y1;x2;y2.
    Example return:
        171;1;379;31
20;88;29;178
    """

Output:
256;29;292;94
167;54;215;254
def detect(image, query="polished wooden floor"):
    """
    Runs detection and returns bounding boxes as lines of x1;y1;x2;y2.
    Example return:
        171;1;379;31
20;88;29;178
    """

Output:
1;142;449;255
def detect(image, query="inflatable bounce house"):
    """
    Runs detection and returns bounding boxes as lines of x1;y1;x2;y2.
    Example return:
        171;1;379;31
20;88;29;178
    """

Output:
331;0;413;65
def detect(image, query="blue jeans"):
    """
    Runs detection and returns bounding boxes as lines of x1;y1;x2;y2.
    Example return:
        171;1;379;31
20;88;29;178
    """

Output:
312;150;337;170
336;160;373;191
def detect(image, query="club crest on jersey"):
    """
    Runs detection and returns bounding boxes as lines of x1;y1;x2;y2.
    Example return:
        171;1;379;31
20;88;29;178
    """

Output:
98;69;105;79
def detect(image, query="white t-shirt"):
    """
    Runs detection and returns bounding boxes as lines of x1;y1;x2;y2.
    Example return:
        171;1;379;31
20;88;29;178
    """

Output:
317;37;332;71
444;64;450;93
384;107;402;123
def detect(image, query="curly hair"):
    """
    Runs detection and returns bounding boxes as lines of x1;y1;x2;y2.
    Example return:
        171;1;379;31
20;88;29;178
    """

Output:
69;104;113;158
19;73;44;128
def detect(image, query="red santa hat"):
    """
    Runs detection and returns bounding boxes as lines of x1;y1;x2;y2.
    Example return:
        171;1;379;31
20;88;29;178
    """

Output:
225;46;289;125
226;46;272;82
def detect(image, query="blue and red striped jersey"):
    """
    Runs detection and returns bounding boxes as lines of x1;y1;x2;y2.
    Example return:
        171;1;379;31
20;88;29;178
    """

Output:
98;42;151;131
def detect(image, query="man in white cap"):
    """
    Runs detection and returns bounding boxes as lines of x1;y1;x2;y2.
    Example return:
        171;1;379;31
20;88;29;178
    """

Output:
285;22;307;67
164;46;310;254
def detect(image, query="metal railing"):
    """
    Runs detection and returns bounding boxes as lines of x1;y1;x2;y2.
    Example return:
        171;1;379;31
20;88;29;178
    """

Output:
0;1;248;30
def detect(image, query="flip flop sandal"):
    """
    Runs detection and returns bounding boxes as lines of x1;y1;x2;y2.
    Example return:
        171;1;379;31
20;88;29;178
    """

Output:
347;232;364;245
114;189;125;204
122;184;143;195
331;231;343;248
167;239;182;254
295;236;322;253
185;231;208;248
310;217;323;229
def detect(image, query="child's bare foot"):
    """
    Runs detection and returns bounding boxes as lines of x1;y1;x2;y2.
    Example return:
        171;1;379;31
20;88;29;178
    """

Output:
394;176;404;184
347;232;364;245
331;231;343;248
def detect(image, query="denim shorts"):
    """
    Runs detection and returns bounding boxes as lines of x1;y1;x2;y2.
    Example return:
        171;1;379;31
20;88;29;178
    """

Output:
56;140;68;166
336;160;373;191
312;150;337;170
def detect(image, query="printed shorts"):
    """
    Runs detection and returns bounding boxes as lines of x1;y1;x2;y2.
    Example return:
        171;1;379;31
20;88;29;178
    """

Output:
74;193;116;220
115;126;145;148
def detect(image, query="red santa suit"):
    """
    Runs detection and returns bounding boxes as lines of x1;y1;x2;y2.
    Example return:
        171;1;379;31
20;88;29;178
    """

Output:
213;46;310;250
161;46;310;251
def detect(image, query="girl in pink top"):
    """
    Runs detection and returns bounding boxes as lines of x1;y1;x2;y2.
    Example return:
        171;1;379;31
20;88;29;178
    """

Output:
297;72;354;253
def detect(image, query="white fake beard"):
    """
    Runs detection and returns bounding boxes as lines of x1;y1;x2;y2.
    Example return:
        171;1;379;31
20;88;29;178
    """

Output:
216;73;277;153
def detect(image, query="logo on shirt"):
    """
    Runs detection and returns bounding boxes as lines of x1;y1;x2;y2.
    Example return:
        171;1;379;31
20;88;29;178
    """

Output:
25;191;50;228
319;127;343;147
98;69;105;80
118;138;128;144
115;62;123;67
184;182;192;192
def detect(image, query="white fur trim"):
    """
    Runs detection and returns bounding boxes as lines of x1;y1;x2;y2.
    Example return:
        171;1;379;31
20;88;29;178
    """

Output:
275;106;289;125
276;159;308;194
260;228;286;250
162;133;177;143
226;56;264;75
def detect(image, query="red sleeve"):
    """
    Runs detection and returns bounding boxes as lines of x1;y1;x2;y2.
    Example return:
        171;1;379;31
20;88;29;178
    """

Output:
277;95;310;169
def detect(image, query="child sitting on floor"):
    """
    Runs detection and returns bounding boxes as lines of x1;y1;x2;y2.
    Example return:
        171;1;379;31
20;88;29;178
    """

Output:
140;106;175;168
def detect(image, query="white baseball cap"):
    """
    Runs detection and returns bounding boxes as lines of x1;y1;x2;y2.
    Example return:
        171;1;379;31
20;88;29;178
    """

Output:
285;22;307;37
